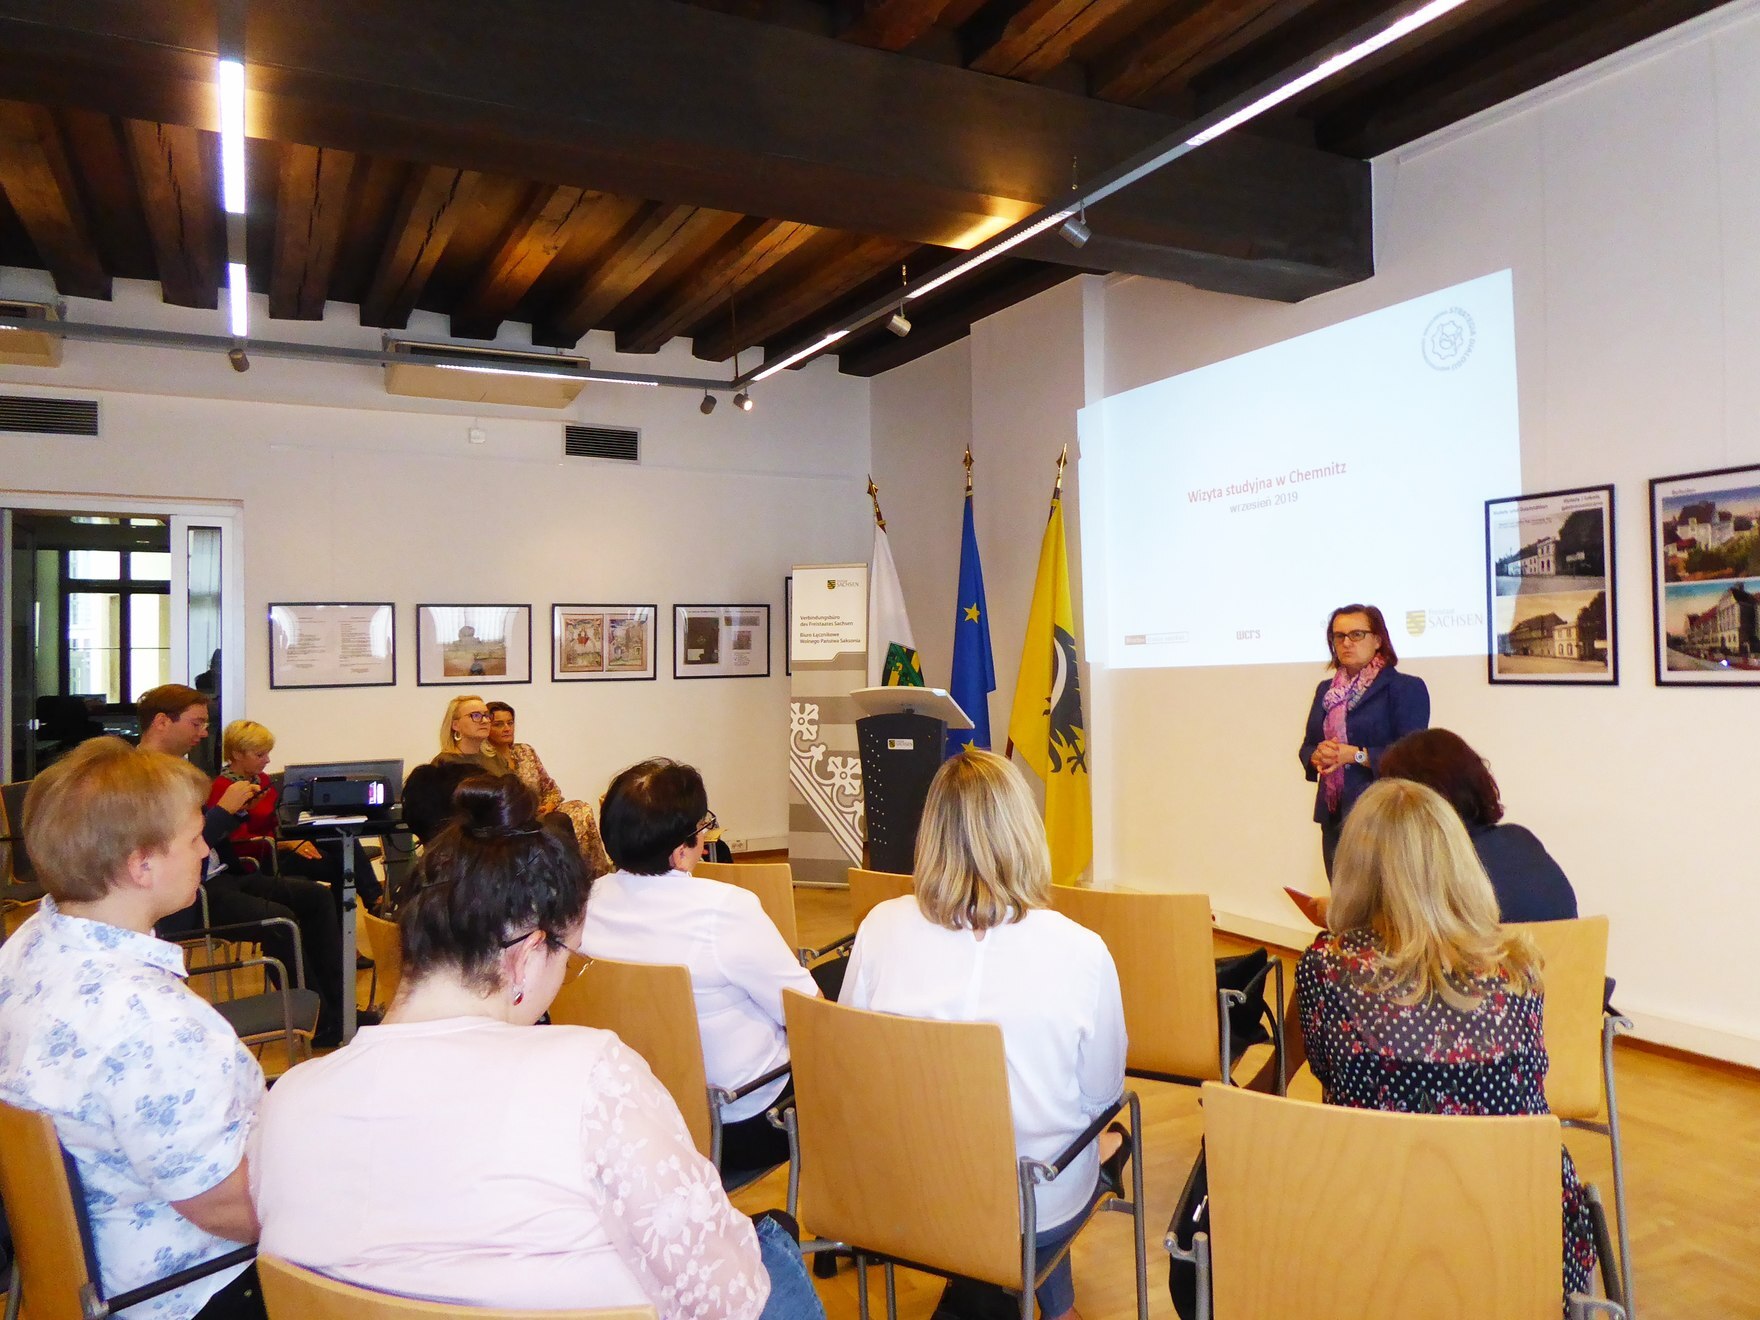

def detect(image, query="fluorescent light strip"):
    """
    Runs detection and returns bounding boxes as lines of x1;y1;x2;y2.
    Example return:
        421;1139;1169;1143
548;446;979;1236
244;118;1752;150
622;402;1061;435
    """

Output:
1185;0;1472;148
906;209;1075;303
431;362;589;382
217;59;247;215
227;263;248;337
750;329;849;383
587;376;661;388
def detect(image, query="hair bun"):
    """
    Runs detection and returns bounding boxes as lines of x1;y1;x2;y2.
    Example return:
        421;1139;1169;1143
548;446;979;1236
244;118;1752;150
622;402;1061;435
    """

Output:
453;775;541;841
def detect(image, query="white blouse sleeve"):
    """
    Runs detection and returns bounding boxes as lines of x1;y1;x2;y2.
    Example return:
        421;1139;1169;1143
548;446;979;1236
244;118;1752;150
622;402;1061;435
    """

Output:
579;1038;769;1320
711;892;821;1025
1077;944;1128;1118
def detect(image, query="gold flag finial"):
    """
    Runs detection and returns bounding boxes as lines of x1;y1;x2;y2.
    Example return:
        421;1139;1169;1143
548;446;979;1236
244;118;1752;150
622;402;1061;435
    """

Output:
1053;443;1068;498
963;446;974;496
867;475;886;531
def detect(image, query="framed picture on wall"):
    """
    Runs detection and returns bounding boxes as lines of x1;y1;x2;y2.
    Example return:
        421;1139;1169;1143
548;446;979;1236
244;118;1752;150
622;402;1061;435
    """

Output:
551;604;657;681
783;575;792;676
673;604;771;679
268;602;397;689
1484;485;1616;685
1649;463;1760;686
415;604;532;686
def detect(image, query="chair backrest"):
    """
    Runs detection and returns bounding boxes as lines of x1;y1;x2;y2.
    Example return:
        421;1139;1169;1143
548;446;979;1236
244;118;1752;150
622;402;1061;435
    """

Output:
547;956;714;1159
258;1254;655;1319
360;910;405;1006
0;1100;97;1320
1049;887;1221;1080
1;780;34;884
1201;1083;1562;1319
783;990;1023;1289
846;867;914;930
1507;917;1610;1121
693;861;799;949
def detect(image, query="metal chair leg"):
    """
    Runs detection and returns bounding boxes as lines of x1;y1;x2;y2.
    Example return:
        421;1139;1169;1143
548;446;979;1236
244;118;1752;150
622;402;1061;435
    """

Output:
854;1253;870;1320
883;1262;897;1320
1602;1015;1636;1316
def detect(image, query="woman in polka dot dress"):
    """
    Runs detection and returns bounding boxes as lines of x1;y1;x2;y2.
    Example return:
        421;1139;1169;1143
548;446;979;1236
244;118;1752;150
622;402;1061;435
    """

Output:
1293;778;1596;1308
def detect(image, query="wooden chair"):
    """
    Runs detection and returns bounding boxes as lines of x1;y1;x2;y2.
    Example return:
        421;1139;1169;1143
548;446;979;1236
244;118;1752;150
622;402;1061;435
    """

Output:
1050;887;1284;1092
1510;916;1636;1312
0;1100;254;1320
360;909;404;1010
547;955;787;1179
781;990;1149;1320
258;1254;655;1319
846;866;913;930
695;859;851;964
1173;1083;1626;1319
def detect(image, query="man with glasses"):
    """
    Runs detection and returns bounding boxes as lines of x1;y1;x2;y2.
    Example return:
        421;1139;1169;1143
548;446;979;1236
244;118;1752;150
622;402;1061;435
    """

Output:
140;685;348;1047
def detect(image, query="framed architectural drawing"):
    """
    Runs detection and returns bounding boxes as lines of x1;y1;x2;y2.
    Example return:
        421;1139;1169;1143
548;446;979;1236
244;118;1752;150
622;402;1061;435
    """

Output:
416;604;532;686
1484;485;1615;684
1650;463;1760;686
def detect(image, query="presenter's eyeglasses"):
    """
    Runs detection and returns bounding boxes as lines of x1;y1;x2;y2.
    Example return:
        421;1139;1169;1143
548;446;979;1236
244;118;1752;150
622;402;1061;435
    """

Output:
1330;629;1374;644
686;811;718;845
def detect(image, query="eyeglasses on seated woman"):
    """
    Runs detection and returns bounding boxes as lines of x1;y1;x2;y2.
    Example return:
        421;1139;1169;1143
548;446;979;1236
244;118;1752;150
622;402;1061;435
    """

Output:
251;774;825;1320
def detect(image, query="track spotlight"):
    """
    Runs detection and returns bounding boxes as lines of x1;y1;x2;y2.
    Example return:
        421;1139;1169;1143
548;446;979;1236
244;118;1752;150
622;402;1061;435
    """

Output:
1060;216;1091;248
227;345;250;373
886;310;912;338
733;391;753;412
699;392;717;415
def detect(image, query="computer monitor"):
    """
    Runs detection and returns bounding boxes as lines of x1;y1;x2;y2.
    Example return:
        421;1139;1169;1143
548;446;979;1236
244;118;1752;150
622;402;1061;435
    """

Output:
278;759;404;819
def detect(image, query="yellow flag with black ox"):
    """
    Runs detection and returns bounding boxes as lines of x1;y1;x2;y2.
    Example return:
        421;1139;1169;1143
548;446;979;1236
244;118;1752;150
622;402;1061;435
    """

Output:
1007;493;1092;886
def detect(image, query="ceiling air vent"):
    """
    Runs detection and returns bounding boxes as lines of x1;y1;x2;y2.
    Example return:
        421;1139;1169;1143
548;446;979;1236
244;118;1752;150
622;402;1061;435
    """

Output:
0;394;97;436
565;424;639;463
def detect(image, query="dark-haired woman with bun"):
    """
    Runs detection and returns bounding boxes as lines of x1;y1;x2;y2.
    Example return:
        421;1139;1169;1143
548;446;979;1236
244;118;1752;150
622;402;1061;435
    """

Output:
1378;727;1578;924
579;758;821;1184
251;775;824;1320
1299;603;1430;877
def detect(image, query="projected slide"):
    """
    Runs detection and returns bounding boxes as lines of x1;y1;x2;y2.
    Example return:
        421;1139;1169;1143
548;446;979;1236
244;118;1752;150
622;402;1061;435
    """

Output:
1080;270;1520;669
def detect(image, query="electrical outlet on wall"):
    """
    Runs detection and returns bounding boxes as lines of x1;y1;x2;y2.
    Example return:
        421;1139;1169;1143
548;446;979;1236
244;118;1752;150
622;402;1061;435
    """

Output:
723;836;747;854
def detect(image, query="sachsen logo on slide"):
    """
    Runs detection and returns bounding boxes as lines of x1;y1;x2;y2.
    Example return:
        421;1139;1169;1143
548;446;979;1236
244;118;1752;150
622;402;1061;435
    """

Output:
1421;306;1475;371
1406;607;1484;637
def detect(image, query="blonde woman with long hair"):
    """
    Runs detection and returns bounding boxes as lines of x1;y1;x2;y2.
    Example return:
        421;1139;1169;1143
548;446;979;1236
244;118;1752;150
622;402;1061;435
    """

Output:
841;749;1126;1320
434;694;506;772
1294;777;1595;1304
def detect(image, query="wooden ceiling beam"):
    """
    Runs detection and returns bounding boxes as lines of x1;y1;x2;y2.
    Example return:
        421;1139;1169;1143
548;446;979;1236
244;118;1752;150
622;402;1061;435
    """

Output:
1090;0;1318;106
122;118;220;308
0;99;109;299
614;217;820;355
690;233;916;362
966;0;1143;81
449;184;602;340
359;164;482;329
0;0;1372;300
837;0;963;49
269;142;354;320
535;204;745;348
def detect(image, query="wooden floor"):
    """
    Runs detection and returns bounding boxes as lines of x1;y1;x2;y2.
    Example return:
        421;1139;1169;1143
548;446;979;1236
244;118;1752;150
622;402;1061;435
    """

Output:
745;887;1760;1320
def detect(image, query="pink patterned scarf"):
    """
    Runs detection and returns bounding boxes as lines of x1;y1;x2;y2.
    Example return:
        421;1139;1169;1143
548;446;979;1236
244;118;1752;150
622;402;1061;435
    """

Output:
1321;653;1385;814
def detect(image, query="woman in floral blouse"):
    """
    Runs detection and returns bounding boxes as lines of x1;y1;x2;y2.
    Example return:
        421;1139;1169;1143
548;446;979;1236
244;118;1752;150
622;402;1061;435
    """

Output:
1293;777;1596;1308
483;699;612;878
252;774;821;1320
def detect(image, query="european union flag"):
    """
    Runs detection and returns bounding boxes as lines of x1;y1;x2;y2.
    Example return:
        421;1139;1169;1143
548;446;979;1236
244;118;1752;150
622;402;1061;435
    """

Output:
947;490;995;756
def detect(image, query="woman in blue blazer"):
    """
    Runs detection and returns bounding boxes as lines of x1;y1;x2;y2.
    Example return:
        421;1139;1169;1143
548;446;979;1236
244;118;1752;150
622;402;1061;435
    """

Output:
1299;604;1430;876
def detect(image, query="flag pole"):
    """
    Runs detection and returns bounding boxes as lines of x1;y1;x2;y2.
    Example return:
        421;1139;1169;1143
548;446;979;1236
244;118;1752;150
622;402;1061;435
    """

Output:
964;446;974;497
1051;443;1067;511
866;475;886;530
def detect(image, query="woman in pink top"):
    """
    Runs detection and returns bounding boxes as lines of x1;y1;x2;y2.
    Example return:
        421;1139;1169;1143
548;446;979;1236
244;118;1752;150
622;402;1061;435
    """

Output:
250;777;824;1320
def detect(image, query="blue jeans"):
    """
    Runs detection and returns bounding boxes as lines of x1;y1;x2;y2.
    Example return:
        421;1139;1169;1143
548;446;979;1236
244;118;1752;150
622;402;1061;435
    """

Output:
756;1213;827;1320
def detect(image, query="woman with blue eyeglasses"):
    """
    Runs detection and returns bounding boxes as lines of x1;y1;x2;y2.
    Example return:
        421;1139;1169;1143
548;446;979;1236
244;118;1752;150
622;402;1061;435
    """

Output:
1298;603;1430;878
251;774;824;1320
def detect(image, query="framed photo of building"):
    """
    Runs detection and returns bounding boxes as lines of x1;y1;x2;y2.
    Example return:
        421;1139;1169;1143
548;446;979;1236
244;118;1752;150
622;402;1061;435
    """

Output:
268;602;396;689
1650;463;1760;686
1484;485;1616;685
551;604;657;681
416;604;532;686
673;604;771;679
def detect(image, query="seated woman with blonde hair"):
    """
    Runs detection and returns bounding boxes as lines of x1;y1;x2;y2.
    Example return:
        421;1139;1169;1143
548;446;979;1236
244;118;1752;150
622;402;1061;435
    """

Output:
1293;777;1596;1305
841;748;1127;1320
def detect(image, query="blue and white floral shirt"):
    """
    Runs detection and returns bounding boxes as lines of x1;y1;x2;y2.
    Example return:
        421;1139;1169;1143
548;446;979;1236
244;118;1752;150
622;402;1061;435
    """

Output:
0;898;264;1319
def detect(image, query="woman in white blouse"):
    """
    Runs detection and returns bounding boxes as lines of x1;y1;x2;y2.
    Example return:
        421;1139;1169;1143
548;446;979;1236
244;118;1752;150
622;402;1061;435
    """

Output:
579;758;823;1182
251;776;823;1320
842;749;1127;1320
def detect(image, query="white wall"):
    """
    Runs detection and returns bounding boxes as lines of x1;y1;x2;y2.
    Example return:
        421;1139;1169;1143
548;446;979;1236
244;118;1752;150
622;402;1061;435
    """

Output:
1;281;872;848
872;3;1760;1065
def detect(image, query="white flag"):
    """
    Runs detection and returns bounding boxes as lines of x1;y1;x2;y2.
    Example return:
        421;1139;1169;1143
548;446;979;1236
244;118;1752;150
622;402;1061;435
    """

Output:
868;522;916;686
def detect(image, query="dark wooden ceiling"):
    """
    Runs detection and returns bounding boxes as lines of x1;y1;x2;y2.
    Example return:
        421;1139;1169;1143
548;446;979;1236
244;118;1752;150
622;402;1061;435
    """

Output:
0;0;1731;379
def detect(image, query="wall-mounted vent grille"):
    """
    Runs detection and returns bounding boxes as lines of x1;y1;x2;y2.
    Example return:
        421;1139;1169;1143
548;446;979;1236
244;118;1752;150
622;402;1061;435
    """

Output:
0;395;98;436
564;424;639;462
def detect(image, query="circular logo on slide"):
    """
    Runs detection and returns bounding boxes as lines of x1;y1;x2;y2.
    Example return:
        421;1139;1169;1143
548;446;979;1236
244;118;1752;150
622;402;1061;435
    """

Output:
1421;306;1475;370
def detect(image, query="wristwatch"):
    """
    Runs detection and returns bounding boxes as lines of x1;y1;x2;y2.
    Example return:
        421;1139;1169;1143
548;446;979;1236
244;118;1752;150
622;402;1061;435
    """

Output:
1353;747;1368;766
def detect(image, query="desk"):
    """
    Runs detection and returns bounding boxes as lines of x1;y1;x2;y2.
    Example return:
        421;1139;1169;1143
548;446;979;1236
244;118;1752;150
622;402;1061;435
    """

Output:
279;812;411;1044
